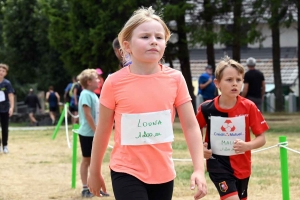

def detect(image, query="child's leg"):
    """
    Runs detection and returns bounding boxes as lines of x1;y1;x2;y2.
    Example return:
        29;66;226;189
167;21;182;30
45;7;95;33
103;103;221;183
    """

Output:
0;112;9;146
236;177;249;200
209;172;240;200
111;170;148;200
111;170;173;200
80;156;91;185
146;179;173;200
79;135;93;185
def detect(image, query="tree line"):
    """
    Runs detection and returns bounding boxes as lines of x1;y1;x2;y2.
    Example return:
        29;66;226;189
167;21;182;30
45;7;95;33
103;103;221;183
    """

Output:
0;0;298;112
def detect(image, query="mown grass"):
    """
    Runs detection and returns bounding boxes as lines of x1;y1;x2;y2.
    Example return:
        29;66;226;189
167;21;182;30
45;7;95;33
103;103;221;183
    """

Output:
1;115;299;200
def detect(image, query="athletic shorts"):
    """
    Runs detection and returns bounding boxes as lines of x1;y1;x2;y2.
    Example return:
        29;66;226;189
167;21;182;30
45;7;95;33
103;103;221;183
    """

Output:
27;107;36;114
78;135;93;157
69;105;78;112
209;172;249;200
111;170;174;200
49;106;57;112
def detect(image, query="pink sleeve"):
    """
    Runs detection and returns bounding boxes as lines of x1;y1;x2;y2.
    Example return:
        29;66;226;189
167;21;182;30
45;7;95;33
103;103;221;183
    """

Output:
99;76;115;110
174;73;192;107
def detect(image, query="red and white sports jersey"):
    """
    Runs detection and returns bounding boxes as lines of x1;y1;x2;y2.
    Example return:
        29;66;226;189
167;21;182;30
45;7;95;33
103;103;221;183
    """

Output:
196;95;269;179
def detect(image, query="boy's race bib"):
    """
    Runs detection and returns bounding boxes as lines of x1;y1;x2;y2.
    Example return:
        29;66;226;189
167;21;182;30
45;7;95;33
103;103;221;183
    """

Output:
210;116;246;156
121;110;174;145
0;91;5;102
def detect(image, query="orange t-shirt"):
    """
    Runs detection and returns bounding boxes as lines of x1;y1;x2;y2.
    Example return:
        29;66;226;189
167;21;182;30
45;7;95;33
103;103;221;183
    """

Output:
100;65;191;184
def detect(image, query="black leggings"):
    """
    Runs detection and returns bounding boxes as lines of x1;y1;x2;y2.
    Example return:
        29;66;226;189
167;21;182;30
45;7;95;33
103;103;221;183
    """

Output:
111;170;174;200
0;112;9;146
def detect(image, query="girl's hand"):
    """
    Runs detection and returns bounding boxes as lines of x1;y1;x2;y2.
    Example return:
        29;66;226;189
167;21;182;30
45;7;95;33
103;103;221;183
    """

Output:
190;171;207;199
87;173;107;197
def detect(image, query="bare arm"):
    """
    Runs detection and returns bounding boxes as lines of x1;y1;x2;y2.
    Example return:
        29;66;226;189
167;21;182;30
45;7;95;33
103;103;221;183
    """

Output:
8;93;14;117
83;105;96;132
199;78;212;90
233;133;266;153
241;83;249;97
46;92;50;100
261;81;266;100
55;92;60;103
74;88;78;105
177;102;207;199
88;104;114;197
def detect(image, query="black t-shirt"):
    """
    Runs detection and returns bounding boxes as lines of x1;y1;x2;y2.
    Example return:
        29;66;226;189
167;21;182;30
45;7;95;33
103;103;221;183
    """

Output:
25;94;41;109
0;79;14;113
244;69;265;98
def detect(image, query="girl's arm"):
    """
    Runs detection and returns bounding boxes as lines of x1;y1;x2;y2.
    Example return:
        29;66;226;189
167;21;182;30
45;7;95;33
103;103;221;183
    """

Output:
83;105;96;132
74;88;78;105
88;104;114;197
177;101;207;199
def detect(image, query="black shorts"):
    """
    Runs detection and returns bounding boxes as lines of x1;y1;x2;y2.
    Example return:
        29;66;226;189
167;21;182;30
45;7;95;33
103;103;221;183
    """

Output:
69;105;78;112
27;107;36;114
78;135;93;157
111;170;174;200
209;172;249;200
49;106;57;112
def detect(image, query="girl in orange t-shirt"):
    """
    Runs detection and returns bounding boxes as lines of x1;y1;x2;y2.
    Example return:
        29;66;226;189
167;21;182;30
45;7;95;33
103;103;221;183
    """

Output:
88;7;207;200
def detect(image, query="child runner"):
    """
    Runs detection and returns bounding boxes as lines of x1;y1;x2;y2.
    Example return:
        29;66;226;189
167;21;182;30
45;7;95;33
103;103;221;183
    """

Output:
77;69;109;198
88;6;207;200
196;56;269;200
0;63;14;154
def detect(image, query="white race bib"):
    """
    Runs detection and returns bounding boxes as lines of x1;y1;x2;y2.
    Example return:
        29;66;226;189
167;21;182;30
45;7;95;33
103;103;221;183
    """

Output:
0;91;5;102
210;116;246;156
121;110;174;145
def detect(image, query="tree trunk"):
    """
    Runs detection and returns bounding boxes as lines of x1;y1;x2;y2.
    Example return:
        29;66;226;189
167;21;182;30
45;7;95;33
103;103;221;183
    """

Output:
232;0;242;62
271;7;284;112
176;15;196;112
207;43;216;72
203;0;216;71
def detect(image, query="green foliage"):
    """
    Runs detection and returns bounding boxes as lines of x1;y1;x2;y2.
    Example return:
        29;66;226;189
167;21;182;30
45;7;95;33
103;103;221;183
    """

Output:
0;0;69;99
47;0;153;77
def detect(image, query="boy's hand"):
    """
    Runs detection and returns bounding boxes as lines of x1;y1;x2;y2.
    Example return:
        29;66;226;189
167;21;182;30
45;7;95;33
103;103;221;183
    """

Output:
190;170;207;199
9;108;13;117
203;142;212;159
233;139;249;154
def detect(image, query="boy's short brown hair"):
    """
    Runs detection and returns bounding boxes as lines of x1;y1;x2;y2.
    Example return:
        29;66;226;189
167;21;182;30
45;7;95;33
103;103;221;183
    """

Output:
77;69;98;88
0;63;9;71
215;56;244;81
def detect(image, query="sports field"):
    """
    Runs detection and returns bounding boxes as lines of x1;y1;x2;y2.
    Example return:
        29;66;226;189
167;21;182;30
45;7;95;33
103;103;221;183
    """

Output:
0;114;299;200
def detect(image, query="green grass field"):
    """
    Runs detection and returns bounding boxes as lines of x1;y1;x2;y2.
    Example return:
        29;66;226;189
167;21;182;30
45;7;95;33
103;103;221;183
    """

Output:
0;114;299;200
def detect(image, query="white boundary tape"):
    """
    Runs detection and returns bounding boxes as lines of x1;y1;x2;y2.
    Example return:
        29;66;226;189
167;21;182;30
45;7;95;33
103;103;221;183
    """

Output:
67;109;79;118
70;129;300;161
65;104;71;148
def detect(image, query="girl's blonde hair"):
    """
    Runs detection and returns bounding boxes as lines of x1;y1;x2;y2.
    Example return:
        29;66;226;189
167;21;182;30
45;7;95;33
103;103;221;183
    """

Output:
118;6;171;54
215;56;245;81
77;69;98;88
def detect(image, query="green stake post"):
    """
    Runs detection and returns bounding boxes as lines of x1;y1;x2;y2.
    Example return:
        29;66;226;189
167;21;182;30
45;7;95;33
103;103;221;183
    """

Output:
52;103;69;140
279;136;290;200
71;123;79;189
